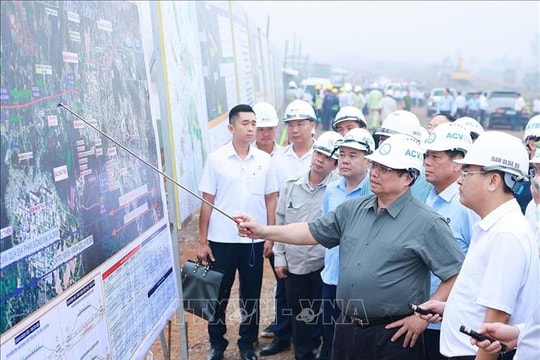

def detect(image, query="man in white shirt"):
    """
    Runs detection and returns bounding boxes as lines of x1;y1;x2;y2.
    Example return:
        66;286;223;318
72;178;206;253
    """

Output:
198;104;279;360
513;93;526;131
454;92;467;118
418;131;540;360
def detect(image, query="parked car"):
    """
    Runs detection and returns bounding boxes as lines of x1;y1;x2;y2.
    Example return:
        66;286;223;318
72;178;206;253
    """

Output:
427;87;457;116
485;90;531;129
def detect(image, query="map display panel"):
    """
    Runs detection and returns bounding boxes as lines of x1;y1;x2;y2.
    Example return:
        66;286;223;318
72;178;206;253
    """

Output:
0;1;175;346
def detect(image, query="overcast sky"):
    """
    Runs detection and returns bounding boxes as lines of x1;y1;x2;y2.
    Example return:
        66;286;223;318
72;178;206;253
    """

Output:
237;1;540;69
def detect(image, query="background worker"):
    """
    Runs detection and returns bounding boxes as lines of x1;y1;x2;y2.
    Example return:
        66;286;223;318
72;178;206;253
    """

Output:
454;91;467;118
237;134;465;360
252;102;283;156
198;104;279;360
380;90;398;122
353;85;366;114
419;131;539;360
421;122;479;360
322;85;339;131
366;87;383;130
513;92;526;131
273;131;342;360
436;88;454;116
331;105;367;136
261;99;317;356
338;83;356;108
320;128;375;359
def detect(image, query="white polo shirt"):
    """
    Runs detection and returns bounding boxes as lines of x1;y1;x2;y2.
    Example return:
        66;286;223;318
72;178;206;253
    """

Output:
272;143;314;192
199;142;278;244
440;199;540;357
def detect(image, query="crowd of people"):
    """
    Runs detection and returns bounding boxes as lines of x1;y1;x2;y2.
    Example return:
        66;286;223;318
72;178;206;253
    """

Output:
196;92;540;360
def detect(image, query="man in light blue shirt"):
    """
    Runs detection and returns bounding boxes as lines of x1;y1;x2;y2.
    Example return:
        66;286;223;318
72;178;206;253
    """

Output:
421;122;479;360
437;88;454;116
320;128;375;359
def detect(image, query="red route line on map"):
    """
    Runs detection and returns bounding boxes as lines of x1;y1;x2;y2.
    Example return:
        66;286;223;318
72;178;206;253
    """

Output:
0;88;79;109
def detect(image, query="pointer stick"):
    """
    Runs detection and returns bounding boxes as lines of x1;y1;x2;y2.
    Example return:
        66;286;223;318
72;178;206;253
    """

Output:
57;103;238;223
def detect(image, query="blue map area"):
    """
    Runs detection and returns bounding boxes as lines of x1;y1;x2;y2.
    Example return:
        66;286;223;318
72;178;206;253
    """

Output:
0;1;164;333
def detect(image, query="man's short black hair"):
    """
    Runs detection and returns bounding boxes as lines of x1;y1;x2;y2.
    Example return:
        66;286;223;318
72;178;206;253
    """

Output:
435;113;456;122
229;104;254;124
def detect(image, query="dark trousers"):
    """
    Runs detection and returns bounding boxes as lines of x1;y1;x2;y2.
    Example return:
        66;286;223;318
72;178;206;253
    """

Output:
268;254;292;342
423;329;446;360
208;241;264;352
331;322;424;360
322;283;341;360
513;113;522;130
285;269;324;360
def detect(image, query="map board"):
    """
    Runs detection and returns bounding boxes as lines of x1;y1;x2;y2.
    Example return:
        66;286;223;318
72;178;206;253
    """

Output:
0;1;179;359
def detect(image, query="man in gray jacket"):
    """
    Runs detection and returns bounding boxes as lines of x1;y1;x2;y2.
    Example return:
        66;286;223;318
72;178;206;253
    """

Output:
272;131;342;360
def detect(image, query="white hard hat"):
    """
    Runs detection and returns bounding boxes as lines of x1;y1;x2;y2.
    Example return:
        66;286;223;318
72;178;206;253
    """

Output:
523;115;540;143
313;131;343;159
332;106;367;130
344;83;353;92
365;133;425;173
530;150;540;164
334;128;375;154
283;99;316;122
454;116;484;139
455;131;529;192
288;80;297;89
423;122;472;155
375;110;422;141
253;102;279;127
354;85;363;93
419;126;429;144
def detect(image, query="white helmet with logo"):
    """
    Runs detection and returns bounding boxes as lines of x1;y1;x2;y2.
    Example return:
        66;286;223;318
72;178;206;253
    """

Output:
283;99;316;122
423;122;472;155
455;131;529;193
375;110;422;141
313;131;343;159
523;115;540;143
454;116;484;139
366;133;424;173
253;102;279;127
332;106;367;130
334;128;375;154
419;126;429;144
530;150;540;164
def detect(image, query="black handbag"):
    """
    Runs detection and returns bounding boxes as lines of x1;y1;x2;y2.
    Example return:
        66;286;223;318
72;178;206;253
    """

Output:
181;257;225;322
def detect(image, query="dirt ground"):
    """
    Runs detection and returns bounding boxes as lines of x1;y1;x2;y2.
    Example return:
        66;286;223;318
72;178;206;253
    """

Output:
149;212;290;360
148;107;525;360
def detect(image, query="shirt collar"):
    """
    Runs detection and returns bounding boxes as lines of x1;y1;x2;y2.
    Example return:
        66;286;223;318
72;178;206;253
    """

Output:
430;181;459;203
368;188;413;218
225;141;255;159
283;142;314;160
337;172;369;194
477;198;522;231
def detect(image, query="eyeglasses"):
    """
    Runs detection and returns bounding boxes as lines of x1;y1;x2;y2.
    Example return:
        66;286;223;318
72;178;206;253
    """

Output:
368;161;396;174
459;169;486;178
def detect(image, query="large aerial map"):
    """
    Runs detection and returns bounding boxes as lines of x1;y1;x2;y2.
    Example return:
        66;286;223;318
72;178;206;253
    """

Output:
0;0;167;339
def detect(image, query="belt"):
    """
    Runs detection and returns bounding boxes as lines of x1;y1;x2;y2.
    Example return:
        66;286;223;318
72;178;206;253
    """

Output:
346;313;411;328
